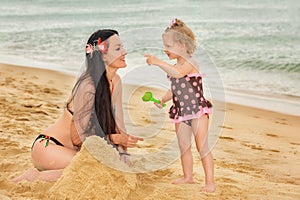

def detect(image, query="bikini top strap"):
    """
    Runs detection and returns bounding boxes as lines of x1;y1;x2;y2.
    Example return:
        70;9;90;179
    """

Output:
66;101;74;115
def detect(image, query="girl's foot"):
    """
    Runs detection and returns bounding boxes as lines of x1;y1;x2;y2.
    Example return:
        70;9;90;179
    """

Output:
172;177;194;185
202;182;216;193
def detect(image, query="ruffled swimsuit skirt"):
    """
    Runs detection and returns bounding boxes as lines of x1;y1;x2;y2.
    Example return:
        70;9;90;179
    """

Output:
168;73;212;126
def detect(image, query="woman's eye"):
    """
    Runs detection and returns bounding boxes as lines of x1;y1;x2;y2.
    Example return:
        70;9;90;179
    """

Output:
116;48;120;51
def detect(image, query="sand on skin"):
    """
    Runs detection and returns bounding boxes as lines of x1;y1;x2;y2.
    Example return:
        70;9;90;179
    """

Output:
0;63;299;199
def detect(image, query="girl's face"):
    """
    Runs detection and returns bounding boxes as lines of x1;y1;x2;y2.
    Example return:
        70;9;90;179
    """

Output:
162;32;185;60
103;34;127;69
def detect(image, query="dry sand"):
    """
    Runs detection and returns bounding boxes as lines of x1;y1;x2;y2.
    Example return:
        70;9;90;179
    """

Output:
0;63;299;199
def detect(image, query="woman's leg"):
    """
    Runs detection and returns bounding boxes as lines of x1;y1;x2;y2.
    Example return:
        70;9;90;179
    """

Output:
192;115;215;192
12;140;77;183
11;168;63;183
172;122;194;184
31;139;77;170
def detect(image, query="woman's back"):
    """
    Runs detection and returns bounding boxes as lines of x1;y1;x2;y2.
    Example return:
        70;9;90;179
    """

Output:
43;108;77;150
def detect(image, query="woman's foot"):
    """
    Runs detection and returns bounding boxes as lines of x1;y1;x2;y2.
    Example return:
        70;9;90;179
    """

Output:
172;177;194;185
202;182;216;193
11;168;39;183
12;168;62;183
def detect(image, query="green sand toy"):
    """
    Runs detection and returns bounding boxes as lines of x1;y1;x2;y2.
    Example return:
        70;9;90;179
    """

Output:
142;92;166;107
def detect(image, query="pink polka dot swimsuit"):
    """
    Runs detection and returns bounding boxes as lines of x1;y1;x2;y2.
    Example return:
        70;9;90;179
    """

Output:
168;73;212;126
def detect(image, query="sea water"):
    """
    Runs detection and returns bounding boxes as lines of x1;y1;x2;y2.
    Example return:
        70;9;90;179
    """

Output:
0;0;299;115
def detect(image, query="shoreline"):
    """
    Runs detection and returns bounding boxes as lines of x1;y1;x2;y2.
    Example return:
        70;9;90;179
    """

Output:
1;59;299;117
1;62;299;199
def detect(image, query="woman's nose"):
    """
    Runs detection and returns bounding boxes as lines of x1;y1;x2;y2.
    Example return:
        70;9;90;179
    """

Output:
122;47;127;56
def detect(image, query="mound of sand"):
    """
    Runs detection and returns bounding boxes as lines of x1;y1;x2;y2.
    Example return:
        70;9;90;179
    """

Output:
49;136;137;199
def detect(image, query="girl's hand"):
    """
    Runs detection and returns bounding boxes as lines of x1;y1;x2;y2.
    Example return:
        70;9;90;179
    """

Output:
154;98;165;109
110;132;144;148
145;54;159;65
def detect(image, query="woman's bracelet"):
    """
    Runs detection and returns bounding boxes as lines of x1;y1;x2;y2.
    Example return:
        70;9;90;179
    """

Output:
119;152;130;156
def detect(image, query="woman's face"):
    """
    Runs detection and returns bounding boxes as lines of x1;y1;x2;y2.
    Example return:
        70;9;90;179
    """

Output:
162;32;184;60
103;34;127;69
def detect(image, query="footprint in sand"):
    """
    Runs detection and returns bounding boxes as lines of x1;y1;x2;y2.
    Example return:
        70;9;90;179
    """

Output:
274;121;288;125
41;87;63;95
219;125;233;130
15;118;30;121
241;143;280;153
241;143;263;150
268;149;280;153
31;76;38;79
266;133;278;138
21;103;43;108
5;77;15;84
1;162;21;172
289;142;300;146
219;136;235;141
30;110;49;115
217;177;238;184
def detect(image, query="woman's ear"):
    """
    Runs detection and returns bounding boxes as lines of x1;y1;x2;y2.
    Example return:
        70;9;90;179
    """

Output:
102;53;108;64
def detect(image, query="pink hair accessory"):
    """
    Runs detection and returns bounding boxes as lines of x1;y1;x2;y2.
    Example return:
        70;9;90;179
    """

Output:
97;38;108;53
168;18;176;28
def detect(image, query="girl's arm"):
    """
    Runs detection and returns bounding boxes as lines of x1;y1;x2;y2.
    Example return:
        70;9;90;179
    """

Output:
145;54;195;78
161;89;173;103
155;89;172;109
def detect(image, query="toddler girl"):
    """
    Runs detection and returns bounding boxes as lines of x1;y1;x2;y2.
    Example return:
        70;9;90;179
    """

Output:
145;19;215;193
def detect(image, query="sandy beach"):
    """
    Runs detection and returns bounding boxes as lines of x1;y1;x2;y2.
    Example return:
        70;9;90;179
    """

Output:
0;63;299;200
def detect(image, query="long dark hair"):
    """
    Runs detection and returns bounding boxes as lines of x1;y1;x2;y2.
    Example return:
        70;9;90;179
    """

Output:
69;29;119;138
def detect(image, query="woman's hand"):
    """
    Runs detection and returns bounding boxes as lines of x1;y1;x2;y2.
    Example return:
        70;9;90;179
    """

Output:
120;153;131;166
110;132;144;148
118;146;131;166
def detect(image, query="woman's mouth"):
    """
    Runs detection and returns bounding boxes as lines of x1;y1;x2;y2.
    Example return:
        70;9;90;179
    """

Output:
120;56;126;62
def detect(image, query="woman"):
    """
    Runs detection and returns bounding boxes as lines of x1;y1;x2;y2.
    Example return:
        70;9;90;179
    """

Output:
13;29;143;182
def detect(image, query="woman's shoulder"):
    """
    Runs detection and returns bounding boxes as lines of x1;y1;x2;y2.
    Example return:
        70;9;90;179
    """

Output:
75;75;95;93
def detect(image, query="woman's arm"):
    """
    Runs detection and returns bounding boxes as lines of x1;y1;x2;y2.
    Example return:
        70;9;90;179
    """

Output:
145;54;195;78
110;74;144;148
72;77;95;144
112;74;126;133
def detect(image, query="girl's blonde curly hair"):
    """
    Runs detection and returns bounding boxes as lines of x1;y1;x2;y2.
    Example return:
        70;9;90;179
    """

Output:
164;19;196;55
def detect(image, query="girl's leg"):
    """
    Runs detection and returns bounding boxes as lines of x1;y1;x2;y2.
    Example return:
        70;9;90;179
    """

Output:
172;122;194;184
191;115;215;192
12;140;77;183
